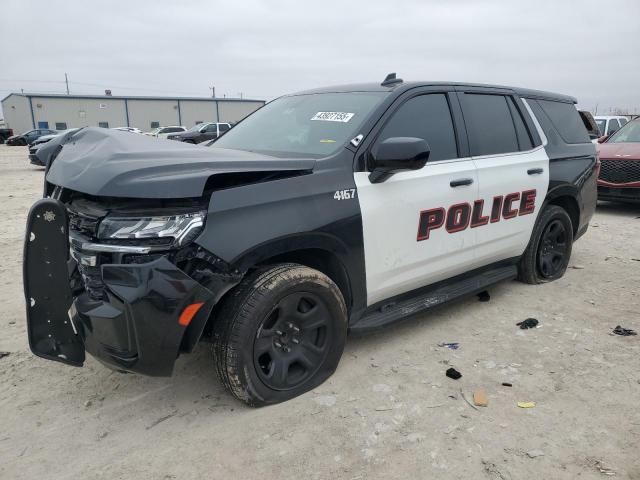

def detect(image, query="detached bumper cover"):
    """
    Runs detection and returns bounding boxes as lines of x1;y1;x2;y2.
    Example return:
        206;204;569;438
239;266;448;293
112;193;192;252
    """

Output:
24;198;221;377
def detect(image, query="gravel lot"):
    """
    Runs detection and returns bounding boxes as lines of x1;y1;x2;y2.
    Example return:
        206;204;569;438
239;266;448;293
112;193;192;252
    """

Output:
0;144;638;480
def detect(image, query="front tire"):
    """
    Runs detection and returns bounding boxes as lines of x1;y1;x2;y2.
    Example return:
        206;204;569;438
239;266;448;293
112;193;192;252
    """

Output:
212;263;347;407
518;205;573;284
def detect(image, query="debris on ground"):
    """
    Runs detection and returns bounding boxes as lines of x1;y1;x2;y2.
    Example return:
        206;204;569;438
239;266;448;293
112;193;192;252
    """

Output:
473;390;488;407
612;325;637;336
593;459;616;476
0;351;10;359
517;401;536;408
516;318;539;329
569;264;585;269
446;367;462;380
501;382;513;387
437;342;460;350
460;389;478;411
477;290;491;302
526;449;545;458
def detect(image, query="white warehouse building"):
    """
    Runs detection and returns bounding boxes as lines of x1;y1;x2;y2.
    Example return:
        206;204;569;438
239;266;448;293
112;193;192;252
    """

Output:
1;92;265;134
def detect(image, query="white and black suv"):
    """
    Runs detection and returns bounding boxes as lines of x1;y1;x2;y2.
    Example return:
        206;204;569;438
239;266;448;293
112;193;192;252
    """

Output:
24;74;597;406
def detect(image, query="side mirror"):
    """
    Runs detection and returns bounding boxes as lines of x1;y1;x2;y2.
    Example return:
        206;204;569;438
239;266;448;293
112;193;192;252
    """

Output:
597;135;609;144
369;137;430;183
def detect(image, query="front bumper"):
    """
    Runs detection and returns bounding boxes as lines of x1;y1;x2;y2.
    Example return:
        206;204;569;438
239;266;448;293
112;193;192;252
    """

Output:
24;198;236;376
597;184;640;203
29;152;44;166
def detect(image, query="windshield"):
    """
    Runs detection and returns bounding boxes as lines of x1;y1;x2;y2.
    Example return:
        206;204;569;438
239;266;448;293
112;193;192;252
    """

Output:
188;123;206;132
211;92;387;157
607;120;640;143
595;120;606;136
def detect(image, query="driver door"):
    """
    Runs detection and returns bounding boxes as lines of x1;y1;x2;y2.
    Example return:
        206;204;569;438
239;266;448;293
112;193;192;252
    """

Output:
354;91;478;306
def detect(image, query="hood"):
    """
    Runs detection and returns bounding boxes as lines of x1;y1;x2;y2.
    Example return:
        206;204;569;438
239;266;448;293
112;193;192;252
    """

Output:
33;134;57;144
597;141;640;161
170;130;200;138
44;127;316;198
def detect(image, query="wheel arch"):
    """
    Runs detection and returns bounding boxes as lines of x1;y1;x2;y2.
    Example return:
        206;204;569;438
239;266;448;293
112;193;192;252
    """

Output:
545;193;580;237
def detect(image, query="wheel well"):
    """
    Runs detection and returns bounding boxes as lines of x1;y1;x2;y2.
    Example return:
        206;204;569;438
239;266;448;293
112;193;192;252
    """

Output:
548;195;579;237
258;249;353;313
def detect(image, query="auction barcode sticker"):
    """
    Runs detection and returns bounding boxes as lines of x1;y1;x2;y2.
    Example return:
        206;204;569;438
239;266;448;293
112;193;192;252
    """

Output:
310;112;355;123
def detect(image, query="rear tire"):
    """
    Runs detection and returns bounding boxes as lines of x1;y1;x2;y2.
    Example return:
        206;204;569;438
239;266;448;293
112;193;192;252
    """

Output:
518;205;573;284
212;263;347;407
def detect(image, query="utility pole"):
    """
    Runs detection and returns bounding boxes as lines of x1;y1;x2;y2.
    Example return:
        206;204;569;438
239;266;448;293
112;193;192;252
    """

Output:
65;73;69;95
209;86;215;98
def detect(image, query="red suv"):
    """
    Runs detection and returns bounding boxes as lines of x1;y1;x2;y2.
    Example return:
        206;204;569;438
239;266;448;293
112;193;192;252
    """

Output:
596;117;640;202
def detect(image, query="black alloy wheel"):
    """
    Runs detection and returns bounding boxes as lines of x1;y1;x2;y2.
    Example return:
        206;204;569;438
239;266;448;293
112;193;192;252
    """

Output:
537;219;568;278
253;291;331;391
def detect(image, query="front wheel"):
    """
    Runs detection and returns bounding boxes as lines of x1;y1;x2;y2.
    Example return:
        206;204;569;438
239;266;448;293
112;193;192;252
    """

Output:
518;205;573;284
212;263;347;407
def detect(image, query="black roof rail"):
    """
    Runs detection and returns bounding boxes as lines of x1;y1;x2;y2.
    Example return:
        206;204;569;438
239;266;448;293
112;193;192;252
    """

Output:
381;72;403;87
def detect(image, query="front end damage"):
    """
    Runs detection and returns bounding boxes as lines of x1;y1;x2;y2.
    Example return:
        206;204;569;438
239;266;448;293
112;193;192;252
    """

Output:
24;194;242;376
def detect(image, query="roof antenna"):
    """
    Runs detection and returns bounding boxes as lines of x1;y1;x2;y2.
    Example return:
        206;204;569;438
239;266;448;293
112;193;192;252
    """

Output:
381;72;403;87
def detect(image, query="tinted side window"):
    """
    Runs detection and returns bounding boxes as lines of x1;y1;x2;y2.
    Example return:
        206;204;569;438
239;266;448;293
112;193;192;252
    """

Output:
537;100;589;144
507;98;533;150
607;119;620;135
376;94;458;162
219;124;230;132
460;94;519;156
619;118;628;126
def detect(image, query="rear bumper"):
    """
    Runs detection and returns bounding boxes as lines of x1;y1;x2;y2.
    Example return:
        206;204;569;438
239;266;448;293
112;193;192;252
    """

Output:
24;198;239;376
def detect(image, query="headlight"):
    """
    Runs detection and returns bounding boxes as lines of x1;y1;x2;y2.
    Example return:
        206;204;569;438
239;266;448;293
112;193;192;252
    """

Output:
97;211;206;246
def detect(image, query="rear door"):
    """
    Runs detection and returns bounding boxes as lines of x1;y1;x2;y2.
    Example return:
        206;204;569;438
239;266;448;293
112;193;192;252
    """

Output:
456;89;548;266
355;88;478;306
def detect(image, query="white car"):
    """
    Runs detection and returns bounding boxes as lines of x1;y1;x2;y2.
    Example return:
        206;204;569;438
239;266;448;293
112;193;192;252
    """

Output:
113;127;143;134
594;115;629;138
144;126;187;139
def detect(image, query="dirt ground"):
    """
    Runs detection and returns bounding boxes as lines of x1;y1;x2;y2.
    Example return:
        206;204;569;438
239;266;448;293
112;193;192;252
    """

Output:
0;144;638;480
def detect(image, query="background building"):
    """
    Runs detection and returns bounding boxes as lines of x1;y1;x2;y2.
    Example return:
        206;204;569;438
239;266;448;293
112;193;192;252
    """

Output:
1;92;265;134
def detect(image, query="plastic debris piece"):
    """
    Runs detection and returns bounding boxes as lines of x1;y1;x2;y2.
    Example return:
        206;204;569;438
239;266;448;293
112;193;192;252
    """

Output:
0;351;9;359
446;367;462;380
516;318;539;329
613;325;637;336
502;382;513;387
460;389;478;411
477;290;491;302
517;401;536;408
473;390;488;407
526;449;545;458
437;342;460;350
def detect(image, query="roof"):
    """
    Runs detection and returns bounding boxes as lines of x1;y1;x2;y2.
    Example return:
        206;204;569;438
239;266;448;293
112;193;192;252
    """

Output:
1;92;265;103
290;81;578;104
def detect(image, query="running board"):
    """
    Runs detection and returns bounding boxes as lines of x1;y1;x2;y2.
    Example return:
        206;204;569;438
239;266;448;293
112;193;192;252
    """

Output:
350;265;517;333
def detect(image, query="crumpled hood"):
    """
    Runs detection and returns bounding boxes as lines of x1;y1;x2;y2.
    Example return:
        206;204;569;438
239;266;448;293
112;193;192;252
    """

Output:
45;127;315;198
597;142;640;161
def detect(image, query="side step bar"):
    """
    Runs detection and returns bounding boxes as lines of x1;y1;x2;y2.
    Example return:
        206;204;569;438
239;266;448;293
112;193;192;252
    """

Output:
350;265;517;333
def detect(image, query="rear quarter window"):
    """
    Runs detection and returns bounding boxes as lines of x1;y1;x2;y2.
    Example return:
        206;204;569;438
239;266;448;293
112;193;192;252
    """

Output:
536;100;589;144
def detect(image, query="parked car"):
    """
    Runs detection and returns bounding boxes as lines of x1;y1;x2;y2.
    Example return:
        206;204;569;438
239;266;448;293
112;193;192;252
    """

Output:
596;117;640;202
578;111;600;142
28;129;81;165
113;127;143;134
594;115;628;138
0;127;14;144
6;128;57;146
25;75;596;406
144;126;186;139
167;122;232;144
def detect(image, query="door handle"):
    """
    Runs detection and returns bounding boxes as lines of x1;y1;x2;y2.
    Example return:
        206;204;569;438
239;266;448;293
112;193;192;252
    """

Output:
527;168;544;175
450;178;474;188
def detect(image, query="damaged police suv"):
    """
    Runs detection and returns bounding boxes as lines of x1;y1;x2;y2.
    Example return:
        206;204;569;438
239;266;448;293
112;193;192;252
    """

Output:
24;74;597;406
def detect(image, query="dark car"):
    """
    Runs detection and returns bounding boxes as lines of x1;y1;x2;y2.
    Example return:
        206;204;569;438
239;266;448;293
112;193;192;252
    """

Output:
6;128;57;146
167;122;231;144
596;117;640;202
24;75;596;406
0;127;14;144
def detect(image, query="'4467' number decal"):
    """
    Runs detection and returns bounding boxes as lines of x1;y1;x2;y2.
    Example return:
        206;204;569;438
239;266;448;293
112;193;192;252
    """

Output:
334;189;356;201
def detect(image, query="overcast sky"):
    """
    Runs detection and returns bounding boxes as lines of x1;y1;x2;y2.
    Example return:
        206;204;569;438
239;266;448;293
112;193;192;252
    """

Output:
2;0;639;117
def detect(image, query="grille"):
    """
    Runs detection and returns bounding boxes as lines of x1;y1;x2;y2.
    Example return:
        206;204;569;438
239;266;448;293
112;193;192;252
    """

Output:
68;209;100;238
599;159;640;184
